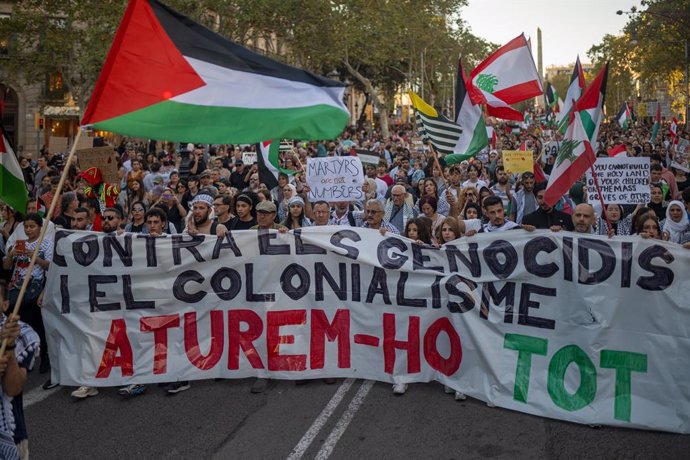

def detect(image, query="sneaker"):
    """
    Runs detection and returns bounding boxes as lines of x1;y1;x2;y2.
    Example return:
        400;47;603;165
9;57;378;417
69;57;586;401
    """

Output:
71;386;98;399
486;401;495;408
250;378;269;394
166;381;190;394
454;391;467;401
444;385;454;394
42;379;59;390
118;384;147;397
392;383;407;395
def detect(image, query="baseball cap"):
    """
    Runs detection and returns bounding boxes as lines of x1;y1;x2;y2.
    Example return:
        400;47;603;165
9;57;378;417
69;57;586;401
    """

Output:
199;170;211;178
256;200;277;213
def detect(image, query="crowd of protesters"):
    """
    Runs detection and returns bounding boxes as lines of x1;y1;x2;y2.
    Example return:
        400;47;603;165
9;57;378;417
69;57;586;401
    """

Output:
0;115;688;457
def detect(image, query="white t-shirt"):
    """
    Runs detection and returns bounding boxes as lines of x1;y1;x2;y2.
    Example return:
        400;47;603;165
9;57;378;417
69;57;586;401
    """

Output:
462;179;488;191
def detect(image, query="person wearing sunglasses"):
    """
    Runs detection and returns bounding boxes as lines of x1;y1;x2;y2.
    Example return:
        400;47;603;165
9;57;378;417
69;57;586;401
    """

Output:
124;202;147;233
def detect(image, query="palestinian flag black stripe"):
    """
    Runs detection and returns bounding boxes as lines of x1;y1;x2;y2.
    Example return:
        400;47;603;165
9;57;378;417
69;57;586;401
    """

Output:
82;0;348;144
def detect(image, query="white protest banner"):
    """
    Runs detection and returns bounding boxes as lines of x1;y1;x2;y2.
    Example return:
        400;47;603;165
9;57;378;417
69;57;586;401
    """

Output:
242;152;257;165
586;157;650;204
306;156;364;201
44;228;690;433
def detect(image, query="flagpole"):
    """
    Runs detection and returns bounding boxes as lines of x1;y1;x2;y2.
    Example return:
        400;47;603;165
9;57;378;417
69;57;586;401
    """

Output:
0;128;84;355
588;163;613;235
427;143;448;189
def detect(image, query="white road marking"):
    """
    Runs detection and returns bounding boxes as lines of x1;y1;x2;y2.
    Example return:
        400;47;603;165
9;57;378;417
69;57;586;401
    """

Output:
314;380;374;460
24;385;60;408
286;378;355;460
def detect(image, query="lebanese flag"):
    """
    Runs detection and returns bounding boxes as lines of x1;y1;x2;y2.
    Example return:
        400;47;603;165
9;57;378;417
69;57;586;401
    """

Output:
0;125;28;213
467;34;543;121
544;111;597;207
557;57;586;133
81;0;348;144
607;144;626;157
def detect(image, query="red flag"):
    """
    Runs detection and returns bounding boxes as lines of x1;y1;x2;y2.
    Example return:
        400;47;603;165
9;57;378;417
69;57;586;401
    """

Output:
607;144;626;157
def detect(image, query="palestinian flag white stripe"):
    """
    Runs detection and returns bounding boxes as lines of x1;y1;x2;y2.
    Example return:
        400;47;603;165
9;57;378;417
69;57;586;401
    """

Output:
173;58;347;110
0;131;29;213
415;113;462;154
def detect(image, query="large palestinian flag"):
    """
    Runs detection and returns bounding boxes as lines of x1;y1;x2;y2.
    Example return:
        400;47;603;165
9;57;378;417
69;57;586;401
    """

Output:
81;0;349;144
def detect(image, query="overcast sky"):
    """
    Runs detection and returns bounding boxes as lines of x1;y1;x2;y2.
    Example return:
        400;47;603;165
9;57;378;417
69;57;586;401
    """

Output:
461;0;641;67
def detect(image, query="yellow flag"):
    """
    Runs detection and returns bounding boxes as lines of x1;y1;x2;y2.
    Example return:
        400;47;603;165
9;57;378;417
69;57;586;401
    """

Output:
408;91;438;118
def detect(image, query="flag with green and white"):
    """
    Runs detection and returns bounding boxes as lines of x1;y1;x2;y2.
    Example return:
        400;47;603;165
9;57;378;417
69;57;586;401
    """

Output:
0;126;29;213
616;102;632;130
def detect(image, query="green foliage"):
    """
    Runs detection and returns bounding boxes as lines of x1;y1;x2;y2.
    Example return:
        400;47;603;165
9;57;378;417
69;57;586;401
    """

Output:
588;34;636;117
0;0;494;134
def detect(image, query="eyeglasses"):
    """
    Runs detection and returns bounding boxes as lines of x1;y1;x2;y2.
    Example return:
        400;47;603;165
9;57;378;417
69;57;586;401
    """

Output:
464;193;476;197
366;210;383;214
103;215;119;221
132;208;144;212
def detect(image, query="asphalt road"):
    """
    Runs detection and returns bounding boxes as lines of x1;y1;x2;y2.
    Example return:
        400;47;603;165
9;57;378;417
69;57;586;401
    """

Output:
21;370;690;460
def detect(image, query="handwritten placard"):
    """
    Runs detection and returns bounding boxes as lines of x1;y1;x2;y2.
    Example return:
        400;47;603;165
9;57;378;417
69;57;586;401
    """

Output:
242;152;257;165
502;150;533;174
585;157;650;204
306;156;364;202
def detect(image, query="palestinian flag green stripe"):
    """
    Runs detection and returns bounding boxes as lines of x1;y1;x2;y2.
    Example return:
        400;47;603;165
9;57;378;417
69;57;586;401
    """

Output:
92;101;348;144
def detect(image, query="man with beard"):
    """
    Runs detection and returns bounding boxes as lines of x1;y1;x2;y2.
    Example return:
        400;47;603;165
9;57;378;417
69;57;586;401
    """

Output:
510;171;537;224
183;194;227;237
69;207;90;231
101;207;124;235
521;182;574;231
490;166;513;210
571;203;596;234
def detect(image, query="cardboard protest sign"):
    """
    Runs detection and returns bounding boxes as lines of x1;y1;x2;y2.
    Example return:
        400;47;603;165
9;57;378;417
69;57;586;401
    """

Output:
242;152;257;165
502;150;533;173
74;135;94;151
48;136;68;154
77;146;119;185
306;156;364;201
586;157;650;204
44;229;690;433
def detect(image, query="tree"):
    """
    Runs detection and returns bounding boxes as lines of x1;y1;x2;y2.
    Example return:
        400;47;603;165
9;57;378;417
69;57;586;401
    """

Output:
588;34;636;117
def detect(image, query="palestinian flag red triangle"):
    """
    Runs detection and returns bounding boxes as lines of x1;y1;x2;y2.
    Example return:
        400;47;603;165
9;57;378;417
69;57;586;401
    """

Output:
81;0;206;125
82;0;349;144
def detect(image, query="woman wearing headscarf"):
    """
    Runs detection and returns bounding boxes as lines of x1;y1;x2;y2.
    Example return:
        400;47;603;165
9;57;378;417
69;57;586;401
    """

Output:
661;200;690;243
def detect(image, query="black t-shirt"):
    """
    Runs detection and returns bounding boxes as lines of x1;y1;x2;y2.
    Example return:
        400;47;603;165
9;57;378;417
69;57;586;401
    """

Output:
53;214;71;230
229;169;249;190
226;216;256;230
522;208;574;231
